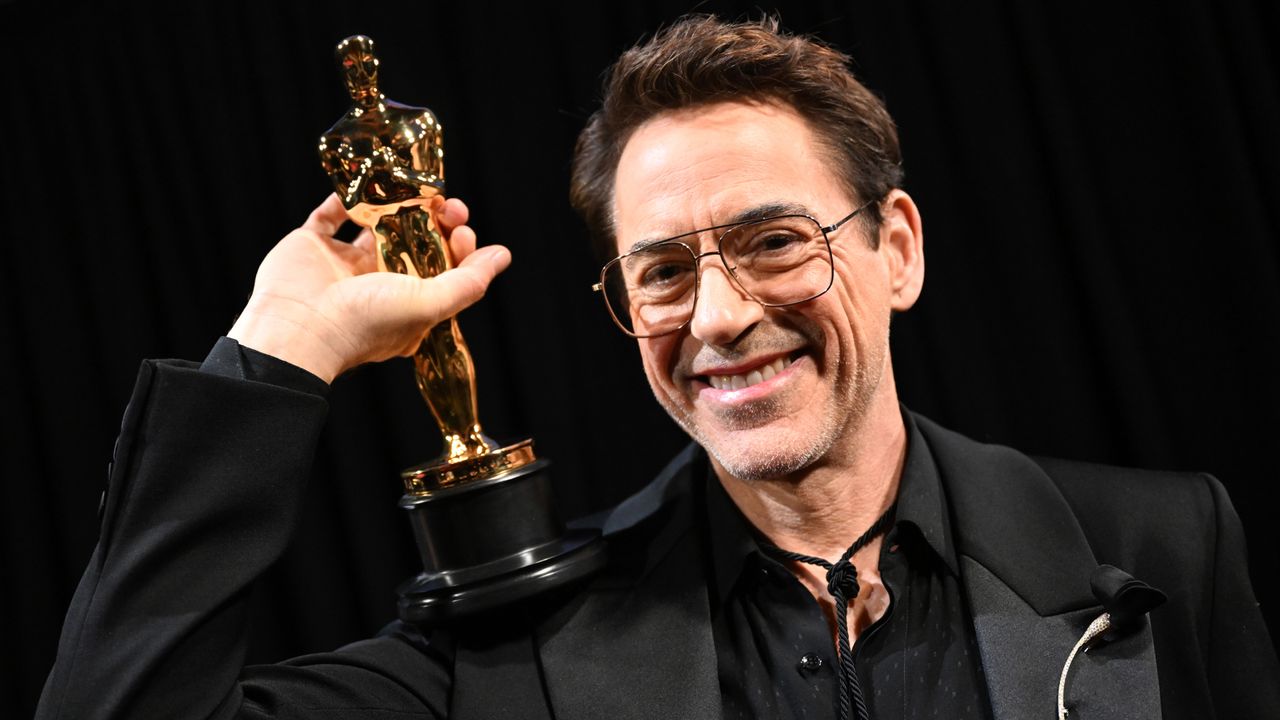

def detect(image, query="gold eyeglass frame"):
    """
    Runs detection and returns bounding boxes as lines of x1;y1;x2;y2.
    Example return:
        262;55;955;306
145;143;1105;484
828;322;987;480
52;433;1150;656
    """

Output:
591;198;878;338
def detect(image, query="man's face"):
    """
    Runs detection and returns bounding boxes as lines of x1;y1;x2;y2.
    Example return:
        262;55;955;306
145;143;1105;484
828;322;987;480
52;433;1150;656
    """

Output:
612;101;917;481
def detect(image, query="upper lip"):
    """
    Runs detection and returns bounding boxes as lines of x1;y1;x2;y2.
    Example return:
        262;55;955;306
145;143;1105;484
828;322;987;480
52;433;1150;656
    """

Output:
694;350;795;377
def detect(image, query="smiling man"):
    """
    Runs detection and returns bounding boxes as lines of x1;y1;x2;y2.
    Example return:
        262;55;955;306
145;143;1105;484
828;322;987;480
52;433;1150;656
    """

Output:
38;15;1278;720
612;102;916;486
592;93;940;718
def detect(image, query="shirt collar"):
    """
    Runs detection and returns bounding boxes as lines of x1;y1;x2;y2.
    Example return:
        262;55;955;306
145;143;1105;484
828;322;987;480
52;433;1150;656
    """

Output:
704;407;959;608
895;408;959;576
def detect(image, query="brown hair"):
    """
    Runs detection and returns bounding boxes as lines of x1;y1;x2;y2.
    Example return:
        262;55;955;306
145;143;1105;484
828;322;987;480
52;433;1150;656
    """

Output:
570;15;904;261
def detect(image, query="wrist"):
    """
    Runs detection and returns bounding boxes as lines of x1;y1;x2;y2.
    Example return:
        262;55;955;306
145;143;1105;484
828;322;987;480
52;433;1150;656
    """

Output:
227;302;346;384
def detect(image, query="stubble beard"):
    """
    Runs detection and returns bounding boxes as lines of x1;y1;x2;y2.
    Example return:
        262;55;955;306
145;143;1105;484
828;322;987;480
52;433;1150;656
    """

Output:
665;335;886;484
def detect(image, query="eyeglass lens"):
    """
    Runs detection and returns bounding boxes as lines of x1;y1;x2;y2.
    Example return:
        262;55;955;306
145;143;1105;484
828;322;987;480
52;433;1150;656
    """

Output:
601;215;833;337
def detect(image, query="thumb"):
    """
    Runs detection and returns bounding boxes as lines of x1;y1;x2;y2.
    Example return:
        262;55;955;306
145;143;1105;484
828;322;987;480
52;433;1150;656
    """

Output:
456;244;512;275
399;245;512;324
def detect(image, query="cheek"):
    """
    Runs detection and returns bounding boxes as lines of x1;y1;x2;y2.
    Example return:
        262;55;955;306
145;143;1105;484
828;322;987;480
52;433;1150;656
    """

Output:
820;266;894;372
824;278;868;340
829;254;892;327
638;337;677;392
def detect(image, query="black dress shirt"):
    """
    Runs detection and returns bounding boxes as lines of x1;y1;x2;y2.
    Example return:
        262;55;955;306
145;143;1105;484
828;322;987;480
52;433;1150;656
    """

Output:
705;413;994;720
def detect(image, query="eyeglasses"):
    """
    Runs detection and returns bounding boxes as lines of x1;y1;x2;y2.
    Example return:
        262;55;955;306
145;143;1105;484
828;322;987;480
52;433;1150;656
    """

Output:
592;200;875;338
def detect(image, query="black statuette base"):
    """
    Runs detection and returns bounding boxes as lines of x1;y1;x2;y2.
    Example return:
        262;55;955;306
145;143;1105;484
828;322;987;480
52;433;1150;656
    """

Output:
396;456;605;625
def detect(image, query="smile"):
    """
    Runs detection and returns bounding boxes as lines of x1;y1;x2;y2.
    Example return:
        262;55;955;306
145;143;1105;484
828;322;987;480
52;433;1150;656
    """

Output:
704;355;795;391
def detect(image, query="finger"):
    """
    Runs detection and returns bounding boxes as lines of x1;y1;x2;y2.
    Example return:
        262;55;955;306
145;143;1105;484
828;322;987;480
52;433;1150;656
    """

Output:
438;197;470;234
340;227;377;274
448;224;477;262
382;245;511;325
353;227;376;251
302;193;351;238
455;243;510;274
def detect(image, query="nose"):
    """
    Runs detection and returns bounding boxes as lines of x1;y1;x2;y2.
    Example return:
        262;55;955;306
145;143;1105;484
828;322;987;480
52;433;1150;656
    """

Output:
689;260;764;345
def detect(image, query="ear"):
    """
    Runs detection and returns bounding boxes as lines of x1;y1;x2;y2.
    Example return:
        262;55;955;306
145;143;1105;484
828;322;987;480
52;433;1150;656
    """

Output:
877;189;925;311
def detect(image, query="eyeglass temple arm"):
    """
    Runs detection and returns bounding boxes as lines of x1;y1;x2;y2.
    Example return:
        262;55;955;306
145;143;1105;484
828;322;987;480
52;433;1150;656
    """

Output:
822;197;879;234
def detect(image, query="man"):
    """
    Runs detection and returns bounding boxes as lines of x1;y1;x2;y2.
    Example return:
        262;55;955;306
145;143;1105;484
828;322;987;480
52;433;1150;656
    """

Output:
37;16;1279;720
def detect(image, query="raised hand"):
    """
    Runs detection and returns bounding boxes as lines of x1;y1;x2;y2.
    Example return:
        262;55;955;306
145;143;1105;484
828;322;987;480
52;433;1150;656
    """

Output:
228;194;510;384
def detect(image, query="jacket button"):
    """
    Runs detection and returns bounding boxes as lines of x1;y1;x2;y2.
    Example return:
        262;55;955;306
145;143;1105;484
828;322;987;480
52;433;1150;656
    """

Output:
798;653;823;671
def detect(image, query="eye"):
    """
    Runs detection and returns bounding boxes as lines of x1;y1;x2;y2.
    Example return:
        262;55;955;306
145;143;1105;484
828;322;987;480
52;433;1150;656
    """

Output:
756;231;803;252
641;261;688;286
722;217;824;276
738;228;805;258
620;246;695;301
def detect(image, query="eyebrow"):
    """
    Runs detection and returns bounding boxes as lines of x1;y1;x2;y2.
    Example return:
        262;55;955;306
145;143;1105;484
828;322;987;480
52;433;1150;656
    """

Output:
627;201;812;253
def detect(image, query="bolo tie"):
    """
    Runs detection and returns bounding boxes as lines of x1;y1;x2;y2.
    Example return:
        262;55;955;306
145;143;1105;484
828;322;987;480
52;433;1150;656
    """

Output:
760;503;897;720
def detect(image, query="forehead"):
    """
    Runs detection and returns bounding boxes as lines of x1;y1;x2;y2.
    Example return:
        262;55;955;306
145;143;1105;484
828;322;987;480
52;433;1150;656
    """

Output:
612;100;839;255
340;44;377;64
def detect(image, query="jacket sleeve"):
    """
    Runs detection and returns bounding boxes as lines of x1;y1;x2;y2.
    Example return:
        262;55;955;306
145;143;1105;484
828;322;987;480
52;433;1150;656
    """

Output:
35;356;451;719
1202;473;1280;719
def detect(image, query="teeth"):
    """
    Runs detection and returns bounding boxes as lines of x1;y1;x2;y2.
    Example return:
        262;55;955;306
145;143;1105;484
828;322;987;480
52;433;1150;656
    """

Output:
708;356;792;391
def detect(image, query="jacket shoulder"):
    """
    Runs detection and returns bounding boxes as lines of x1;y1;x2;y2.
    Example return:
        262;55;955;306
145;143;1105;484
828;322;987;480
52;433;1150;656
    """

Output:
1030;456;1222;569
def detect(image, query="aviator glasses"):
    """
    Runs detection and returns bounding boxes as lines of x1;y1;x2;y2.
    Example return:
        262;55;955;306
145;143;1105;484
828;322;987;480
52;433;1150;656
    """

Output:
593;199;876;338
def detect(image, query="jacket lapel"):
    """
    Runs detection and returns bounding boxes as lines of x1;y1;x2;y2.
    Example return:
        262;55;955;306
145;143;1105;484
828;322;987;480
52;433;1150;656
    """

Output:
916;415;1160;720
532;417;1164;719
537;445;722;720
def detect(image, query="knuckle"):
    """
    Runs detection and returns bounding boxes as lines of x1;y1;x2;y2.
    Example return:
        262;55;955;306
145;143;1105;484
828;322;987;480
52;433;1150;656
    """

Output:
455;271;488;304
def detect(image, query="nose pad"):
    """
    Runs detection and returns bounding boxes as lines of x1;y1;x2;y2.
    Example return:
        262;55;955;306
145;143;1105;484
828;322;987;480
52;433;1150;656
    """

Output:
690;264;764;345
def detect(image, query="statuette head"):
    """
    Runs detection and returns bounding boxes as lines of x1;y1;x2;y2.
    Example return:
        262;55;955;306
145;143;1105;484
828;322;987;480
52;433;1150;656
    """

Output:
336;35;381;107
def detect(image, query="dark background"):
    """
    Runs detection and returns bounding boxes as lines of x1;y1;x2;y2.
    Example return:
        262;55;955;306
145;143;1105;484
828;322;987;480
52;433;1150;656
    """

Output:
2;0;1277;714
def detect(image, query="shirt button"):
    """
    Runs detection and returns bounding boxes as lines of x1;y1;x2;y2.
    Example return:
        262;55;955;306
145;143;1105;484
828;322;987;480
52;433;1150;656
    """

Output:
798;653;824;671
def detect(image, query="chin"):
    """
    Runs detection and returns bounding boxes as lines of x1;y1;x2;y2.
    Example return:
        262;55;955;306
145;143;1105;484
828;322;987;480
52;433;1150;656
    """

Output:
708;445;825;483
687;420;841;483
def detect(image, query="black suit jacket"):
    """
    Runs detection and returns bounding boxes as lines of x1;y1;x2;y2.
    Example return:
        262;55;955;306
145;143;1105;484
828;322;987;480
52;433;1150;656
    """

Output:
37;360;1280;719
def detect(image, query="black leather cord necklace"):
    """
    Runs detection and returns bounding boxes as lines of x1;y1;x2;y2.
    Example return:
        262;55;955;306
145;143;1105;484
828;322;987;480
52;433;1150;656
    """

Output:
760;503;897;720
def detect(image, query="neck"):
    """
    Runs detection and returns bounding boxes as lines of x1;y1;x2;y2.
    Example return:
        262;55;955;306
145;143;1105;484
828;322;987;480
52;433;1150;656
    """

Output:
353;92;384;110
714;367;907;561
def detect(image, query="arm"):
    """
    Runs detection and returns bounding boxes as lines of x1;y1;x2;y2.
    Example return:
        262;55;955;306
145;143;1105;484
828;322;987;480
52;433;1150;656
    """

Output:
36;195;510;718
36;351;326;719
1202;474;1280;718
391;163;444;192
343;156;377;207
36;350;452;719
319;140;363;207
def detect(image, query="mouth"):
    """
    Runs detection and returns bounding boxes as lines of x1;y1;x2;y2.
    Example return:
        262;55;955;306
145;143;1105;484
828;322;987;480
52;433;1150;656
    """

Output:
699;352;799;392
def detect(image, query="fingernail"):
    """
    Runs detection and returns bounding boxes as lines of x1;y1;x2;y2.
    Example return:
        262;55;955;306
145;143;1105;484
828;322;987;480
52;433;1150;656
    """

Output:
487;246;512;272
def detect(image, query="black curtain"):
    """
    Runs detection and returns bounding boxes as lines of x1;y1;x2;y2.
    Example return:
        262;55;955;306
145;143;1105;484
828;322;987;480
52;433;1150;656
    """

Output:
3;0;1277;714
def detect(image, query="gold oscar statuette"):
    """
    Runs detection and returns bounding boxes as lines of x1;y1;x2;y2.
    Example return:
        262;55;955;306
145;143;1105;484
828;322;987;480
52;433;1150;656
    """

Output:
319;36;603;624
